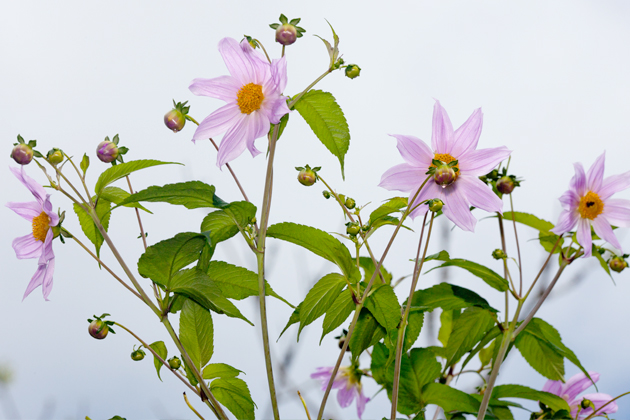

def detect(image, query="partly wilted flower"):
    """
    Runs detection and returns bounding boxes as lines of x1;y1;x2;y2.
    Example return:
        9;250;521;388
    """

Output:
311;366;369;419
542;371;618;418
551;152;630;257
6;167;59;300
189;37;290;167
379;101;511;231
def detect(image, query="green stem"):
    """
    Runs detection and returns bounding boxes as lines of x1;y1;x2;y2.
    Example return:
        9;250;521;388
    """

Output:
255;124;281;420
582;391;630;420
391;212;434;419
508;195;524;296
63;152;94;207
288;69;332;109
522;235;564;302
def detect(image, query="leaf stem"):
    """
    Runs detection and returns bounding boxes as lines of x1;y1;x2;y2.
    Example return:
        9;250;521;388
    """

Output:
184;392;207;420
288;69;332;109
509;195;524;296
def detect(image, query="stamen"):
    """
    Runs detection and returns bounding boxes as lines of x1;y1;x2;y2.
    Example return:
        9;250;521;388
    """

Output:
236;83;264;114
578;191;604;220
32;211;51;242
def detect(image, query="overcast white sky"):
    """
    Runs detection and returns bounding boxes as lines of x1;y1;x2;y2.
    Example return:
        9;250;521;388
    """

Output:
2;1;630;419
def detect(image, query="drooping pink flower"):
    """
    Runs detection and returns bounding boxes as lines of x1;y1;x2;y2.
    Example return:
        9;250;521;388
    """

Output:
379;101;511;231
550;152;630;258
189;37;290;167
311;366;370;419
543;371;618;418
6;167;59;300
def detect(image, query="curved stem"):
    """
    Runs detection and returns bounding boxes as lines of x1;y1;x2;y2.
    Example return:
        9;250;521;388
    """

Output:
63;152;94;207
522;235;564;301
184;392;207;420
391;212;434;419
497;213;518;298
509;195;524;296
288;69;332;109
582;391;630;420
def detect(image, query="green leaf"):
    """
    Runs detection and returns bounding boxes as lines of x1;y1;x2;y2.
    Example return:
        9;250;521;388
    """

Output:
72;198;111;258
210;378;256;420
369;197;408;224
182;355;199;386
137;232;208;288
320;288;355;342
443;307;496;367
279;303;301;338
427;259;508;292
119;180;227;209
421;383;481;414
388;348;442;415
100;186;151;213
94;159;177;196
298;273;347;337
515;327;564;381
179;299;214;372
269;112;289;140
437;309;458;347
593;248;613;278
200;201;256;244
149;341;168;381
491;384;571;412
403;311;424;352
206;261;292;306
411;283;497;313
364;284;401;332
170;268;253;325
461;326;502;371
502;211;554;232
202;363;243;380
293;90;350;178
423;250;451;262
359;257;392;285
539;231;563;254
349;308;386;361
80;153;89;175
371;342;389;385
267;222;360;282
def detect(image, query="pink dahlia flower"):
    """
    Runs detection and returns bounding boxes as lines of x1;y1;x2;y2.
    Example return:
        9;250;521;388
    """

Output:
550;152;630;258
543;371;618;418
379;101;511;231
189;37;290;167
6;167;59;300
311;366;370;419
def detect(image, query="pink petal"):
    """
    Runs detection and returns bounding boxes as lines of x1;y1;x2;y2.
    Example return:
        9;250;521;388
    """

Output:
379;163;427;192
599;170;630;201
6;200;41;222
216;115;251;167
271;56;288;93
562;372;599;402
442;184;477;232
390;134;434;167
12;233;43;260
542;379;563;396
356;389;369;419
602;198;630;227
576;218;593;258
10;167;47;204
551;210;578;235
451;107;483;157
23;264;46;300
41;258;55;301
218;38;258;86
591;216;622;250
239;39;270;84
458;146;511;176
38;229;55;265
189;75;240;102
337;383;355;408
431;101;454;154
457;176;504;214
244;112;268;158
571;163;587;197
192;103;243;143
576;393;618;418
410;180;443;219
268;95;290;125
558;189;580;211
42;196;59;227
586;152;605;193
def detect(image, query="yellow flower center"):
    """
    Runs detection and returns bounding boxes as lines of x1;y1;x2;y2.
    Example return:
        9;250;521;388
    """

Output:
578;191;604;220
431;153;460;181
32;211;51;242
236;83;264;114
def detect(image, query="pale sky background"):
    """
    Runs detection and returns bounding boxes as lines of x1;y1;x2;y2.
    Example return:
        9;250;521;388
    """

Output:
2;1;630;419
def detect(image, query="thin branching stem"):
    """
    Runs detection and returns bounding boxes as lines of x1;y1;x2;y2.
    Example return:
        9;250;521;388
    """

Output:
509;195;524;296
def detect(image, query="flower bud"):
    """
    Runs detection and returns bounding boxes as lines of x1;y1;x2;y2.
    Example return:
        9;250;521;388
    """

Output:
492;249;507;260
322;190;331;199
434;164;456;187
298;168;317;186
609;256;628;273
11;143;34;165
168;356;182;370
346;222;360;236
428;199;443;212
344;197;356;209
164;109;186;133
88;319;109;340
96;140;119;163
131;348;146;361
345;64;361;79
580;399;594;410
46;148;64;166
496;176;515;195
276;24;297;45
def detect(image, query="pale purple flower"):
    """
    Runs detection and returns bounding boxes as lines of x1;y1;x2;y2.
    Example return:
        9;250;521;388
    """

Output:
311;366;370;419
189;37;290;167
551;152;630;258
6;167;59;300
379;101;511;231
543;371;618;418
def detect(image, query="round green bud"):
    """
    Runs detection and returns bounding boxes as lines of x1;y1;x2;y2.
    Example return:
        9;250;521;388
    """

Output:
492;249;507;260
346;223;360;236
344;197;356;209
275;24;297;46
88;319;109;340
168;356;182;370
428;199;443;212
131;349;146;361
322;190;331;199
298;168;317;186
496;176;515;195
580;399;593;410
11;144;33;165
164;109;186;133
609;256;628;273
46;149;64;165
345;64;361;79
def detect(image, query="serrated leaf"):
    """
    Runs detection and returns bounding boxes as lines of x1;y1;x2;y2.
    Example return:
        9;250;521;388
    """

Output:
423;250;451;262
100;186;151;213
200;201;256;245
403;311;424;352
349;308;386;361
119;180;227;210
593;247;613;278
359;256;392;285
72;198;111;258
182;355;199;386
426;259;508;292
421;383;481;414
411;283;497;313
293;90;350;178
461;326;501;371
491;384;570;412
320;288;355;342
202;363;243;380
149;341;168;381
267;222;359;282
364;284;401;332
94;159;177;196
443;307;495;367
515;328;564;381
179;299;214;371
437;309;457;347
503;211;554;232
279;303;301;338
298;273;346;338
211;378;256;420
369;197;408;224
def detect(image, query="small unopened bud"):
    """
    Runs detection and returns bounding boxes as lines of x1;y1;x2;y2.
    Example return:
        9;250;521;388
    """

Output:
297;168;317;186
11;144;34;165
46;148;64;166
96;141;119;163
322;190;331;199
345;197;356;209
492;249;507;260
276;24;297;45
131;348;146;361
609;256;628;273
581;399;594;410
88;319;109;340
168;356;182;370
164;109;186;133
428;199;443;212
346;222;360;236
434;164;456;187
496;176;515;195
345;64;361;79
